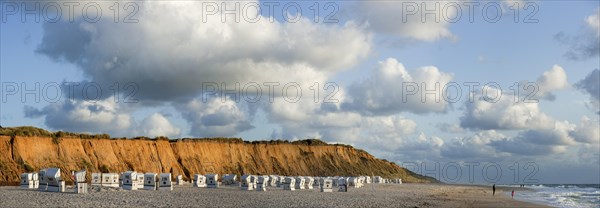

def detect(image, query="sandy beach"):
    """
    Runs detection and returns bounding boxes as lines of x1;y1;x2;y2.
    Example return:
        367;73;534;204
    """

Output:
0;183;547;207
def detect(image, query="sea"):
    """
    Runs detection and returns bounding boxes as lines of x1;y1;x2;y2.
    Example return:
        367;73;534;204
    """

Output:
509;184;600;208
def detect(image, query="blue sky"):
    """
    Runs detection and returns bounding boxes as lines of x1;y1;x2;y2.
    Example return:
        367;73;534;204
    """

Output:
1;0;599;184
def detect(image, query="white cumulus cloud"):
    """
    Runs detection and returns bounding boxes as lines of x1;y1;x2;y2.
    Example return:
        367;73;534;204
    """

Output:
136;113;181;138
343;58;454;115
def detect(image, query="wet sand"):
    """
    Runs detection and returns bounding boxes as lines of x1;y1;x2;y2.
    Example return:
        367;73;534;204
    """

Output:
0;183;548;207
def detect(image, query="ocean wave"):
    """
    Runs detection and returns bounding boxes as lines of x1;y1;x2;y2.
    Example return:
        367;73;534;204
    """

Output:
513;184;600;208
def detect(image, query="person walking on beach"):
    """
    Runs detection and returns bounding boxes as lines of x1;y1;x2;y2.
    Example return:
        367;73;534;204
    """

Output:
492;184;496;196
511;190;515;199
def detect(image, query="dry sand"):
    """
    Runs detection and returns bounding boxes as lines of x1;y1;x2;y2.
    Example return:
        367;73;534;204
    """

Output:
0;183;548;207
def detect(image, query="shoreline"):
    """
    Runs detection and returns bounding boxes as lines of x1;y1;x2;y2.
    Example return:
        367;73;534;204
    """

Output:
0;183;549;207
433;183;554;206
422;183;549;207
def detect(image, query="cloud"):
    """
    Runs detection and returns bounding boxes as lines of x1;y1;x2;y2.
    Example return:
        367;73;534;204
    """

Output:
555;9;600;60
586;9;600;37
443;120;587;158
570;116;600;144
346;115;419;152
266;96;326;125
460;87;555;130
395;133;445;160
36;1;371;102
436;123;465;133
420;117;594;159
365;115;417;136
398;118;594;161
576;69;600;112
31;0;372;136
270;106;419;153
490;138;568;156
577;144;600;166
502;0;529;10
535;65;569;101
24;97;133;135
24;99;182;138
262;59;583;161
441;130;508;159
355;0;456;41
136;113;181;138
343;58;454;115
175;97;253;137
490;120;576;156
263;58;451;144
519;121;576;146
312;112;362;129
460;65;569;130
502;0;523;7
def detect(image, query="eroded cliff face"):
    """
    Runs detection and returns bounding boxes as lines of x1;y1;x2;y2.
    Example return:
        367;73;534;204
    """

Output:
0;135;436;184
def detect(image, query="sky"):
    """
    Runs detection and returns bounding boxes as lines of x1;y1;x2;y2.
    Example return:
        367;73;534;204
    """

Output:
0;0;599;184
